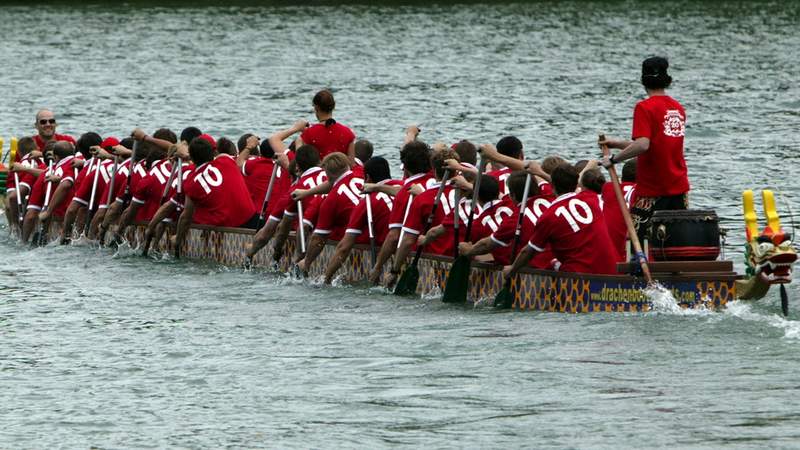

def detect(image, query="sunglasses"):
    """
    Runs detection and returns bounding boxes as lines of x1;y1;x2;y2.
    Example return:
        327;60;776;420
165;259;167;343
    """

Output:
38;119;56;125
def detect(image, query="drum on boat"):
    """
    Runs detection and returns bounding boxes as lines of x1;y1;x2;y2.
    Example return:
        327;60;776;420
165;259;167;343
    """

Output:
648;209;721;261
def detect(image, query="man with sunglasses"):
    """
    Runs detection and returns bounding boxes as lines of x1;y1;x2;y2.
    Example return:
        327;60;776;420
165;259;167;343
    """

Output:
33;109;75;150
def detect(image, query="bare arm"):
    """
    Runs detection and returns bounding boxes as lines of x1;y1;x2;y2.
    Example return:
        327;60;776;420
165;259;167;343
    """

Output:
459;236;498;257
101;199;124;230
116;202;140;237
324;233;357;284
391;232;417;274
403;125;420;145
298;232;327;272
236;135;260;168
364;183;402;196
175;197;195;253
419;224;446;247
293;180;331;200
503;245;536;281
606;137;650;164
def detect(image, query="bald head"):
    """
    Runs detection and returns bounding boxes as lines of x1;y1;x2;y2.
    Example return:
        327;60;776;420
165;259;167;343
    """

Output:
35;109;57;139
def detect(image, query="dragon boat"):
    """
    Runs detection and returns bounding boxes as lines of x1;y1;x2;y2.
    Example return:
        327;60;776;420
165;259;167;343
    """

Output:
66;189;786;314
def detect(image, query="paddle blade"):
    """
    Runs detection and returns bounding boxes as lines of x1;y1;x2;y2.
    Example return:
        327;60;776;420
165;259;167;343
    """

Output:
442;256;471;303
494;281;515;309
394;265;420;296
781;284;789;317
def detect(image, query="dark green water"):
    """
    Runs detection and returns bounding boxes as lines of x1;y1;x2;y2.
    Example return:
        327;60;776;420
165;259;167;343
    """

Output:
2;1;800;448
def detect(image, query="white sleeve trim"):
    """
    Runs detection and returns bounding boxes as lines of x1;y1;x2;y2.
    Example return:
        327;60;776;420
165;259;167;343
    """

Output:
27;204;42;211
490;235;509;248
388;223;403;229
345;228;362;235
401;226;420;235
313;229;332;235
72;197;88;206
131;196;146;205
528;242;545;252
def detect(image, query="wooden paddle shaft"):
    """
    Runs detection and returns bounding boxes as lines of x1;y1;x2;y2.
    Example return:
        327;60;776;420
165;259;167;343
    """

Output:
160;161;180;203
410;169;450;266
463;158;487;240
510;172;533;256
297;199;307;254
260;161;280;220
599;134;652;284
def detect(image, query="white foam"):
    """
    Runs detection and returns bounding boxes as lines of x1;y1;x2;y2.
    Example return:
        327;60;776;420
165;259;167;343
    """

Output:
724;300;800;340
645;282;710;316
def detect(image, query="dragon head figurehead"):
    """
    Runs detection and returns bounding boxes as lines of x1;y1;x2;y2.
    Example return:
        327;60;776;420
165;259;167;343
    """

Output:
737;190;797;300
745;227;796;284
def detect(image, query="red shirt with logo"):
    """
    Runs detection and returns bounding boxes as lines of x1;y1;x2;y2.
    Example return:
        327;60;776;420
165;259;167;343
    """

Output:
345;179;402;244
312;171;364;241
26;156;76;217
631;95;689;197
241;156;278;210
402;182;457;256
283;167;327;218
132;159;173;222
73;159;114;208
9;154;46;192
487;167;513;197
490;195;555;266
184;155;256;227
299;122;356;158
528;190;617;274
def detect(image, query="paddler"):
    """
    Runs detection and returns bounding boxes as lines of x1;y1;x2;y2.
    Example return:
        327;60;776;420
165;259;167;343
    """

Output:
599;56;689;242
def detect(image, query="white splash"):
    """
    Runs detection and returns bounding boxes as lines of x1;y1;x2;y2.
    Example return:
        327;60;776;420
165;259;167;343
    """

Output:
645;283;710;316
723;301;800;340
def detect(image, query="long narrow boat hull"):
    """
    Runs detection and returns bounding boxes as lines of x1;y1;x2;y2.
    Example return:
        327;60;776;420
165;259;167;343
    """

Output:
125;224;738;313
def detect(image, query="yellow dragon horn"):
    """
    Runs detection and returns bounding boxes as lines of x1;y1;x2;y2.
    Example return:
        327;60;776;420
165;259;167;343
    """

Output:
762;190;781;234
0;137;4;163
9;136;18;163
743;190;759;241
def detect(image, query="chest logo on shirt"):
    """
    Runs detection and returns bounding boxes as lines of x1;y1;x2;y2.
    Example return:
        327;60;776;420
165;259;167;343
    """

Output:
663;110;685;137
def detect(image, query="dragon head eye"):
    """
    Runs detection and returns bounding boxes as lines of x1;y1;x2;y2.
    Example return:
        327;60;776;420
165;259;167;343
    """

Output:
757;241;775;256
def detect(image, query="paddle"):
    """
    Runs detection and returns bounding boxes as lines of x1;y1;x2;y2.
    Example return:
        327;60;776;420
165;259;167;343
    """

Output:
365;188;377;267
442;159;487;303
394;169;450;296
143;159;180;257
69;157;103;245
599;134;653;284
494;173;532;309
111;140;140;247
98;155;119;245
32;161;54;246
256;158;280;230
173;161;184;260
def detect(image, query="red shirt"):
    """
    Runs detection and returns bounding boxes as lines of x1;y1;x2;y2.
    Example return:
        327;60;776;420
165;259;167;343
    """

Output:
345;179;402;244
241;156;278;210
402;182;457;256
487;167;512;197
72;159;113;208
9;154;46;191
601;181;636;262
352;159;365;180
283;167;327;217
299;122;355;158
490;195;555;266
132;159;173;222
470;197;515;242
313;171;364;241
528;190;617;274
168;162;196;213
114;160;148;205
631;95;689;197
388;172;436;230
184;155;256;227
26;155;76;217
98;159;131;209
33;133;75;150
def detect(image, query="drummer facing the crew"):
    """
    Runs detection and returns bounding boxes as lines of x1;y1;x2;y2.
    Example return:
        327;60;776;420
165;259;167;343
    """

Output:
599;56;689;242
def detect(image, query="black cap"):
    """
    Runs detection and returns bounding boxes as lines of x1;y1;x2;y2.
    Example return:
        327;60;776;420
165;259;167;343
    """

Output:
641;56;672;89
